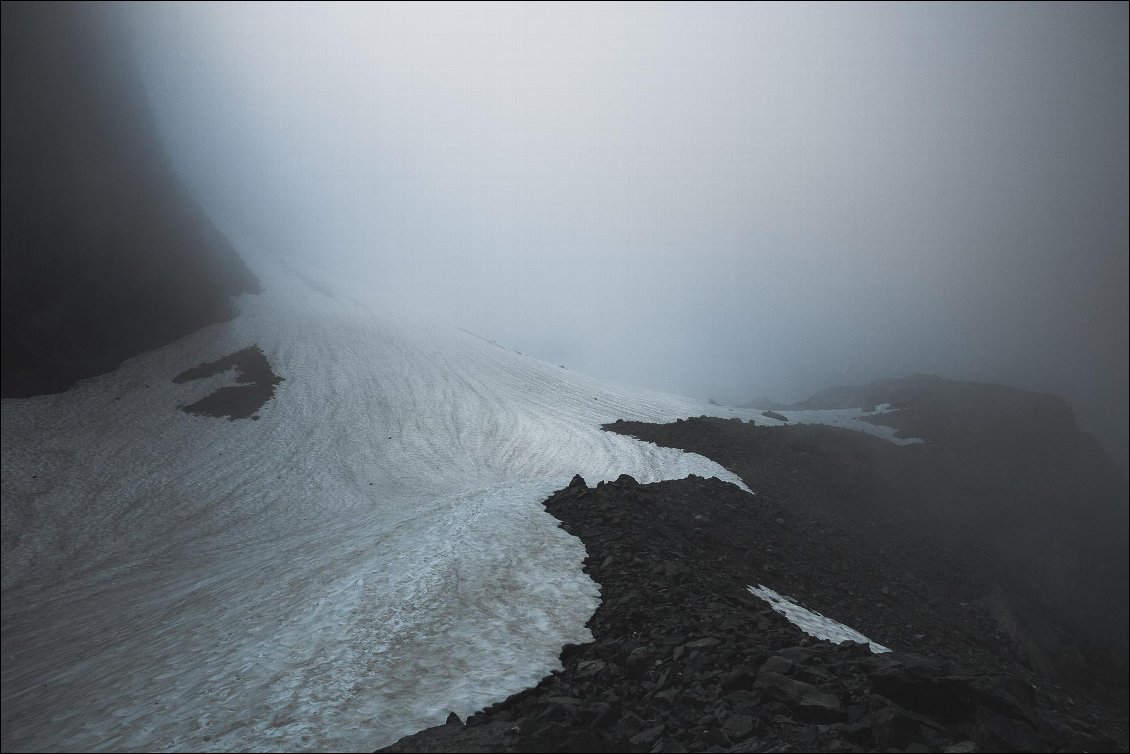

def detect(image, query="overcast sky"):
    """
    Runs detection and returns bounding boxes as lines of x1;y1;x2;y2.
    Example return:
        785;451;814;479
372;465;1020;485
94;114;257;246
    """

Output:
126;1;1128;467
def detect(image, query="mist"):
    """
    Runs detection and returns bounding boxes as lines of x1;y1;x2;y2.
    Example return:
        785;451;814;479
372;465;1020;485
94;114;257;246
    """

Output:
124;1;1128;467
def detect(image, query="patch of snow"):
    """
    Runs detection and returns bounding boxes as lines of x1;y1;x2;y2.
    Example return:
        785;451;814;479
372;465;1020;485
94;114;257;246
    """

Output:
2;239;759;753
748;585;891;653
749;403;924;445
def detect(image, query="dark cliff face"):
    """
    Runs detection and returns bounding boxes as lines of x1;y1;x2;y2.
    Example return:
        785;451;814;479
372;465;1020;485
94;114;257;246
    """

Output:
1;1;258;398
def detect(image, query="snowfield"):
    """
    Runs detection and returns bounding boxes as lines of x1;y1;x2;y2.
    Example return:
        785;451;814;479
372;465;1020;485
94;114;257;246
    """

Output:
1;239;913;752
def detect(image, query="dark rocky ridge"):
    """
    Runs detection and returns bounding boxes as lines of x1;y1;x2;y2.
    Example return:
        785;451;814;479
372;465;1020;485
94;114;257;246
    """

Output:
789;374;1083;450
379;474;1126;752
606;412;1128;695
1;2;257;399
627;375;1130;696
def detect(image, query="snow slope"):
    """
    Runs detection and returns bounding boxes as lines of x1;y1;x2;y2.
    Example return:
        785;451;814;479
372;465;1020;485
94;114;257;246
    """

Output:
1;239;913;752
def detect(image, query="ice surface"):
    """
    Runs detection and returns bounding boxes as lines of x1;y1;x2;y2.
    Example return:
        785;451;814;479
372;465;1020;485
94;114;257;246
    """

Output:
2;238;907;752
748;584;891;653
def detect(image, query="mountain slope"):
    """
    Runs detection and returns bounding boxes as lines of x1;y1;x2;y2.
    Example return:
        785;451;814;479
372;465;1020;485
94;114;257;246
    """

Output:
0;2;257;398
2;240;783;752
792;374;1129;682
7;243;1121;750
611;390;1129;693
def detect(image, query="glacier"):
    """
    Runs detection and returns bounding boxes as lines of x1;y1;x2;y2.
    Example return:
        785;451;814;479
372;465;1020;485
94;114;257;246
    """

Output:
1;236;911;752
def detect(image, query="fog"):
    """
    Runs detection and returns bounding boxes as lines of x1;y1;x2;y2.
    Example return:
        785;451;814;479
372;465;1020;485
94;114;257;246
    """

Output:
125;2;1128;468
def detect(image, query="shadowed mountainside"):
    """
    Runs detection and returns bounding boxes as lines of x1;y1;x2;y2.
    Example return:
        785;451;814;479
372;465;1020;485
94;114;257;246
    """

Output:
1;1;257;398
629;376;1130;694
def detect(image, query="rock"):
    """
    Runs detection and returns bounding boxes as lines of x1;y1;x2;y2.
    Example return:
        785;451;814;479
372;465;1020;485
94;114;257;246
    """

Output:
870;700;948;751
630;723;667;748
627;646;657;675
377;719;513;752
869;659;1038;728
568;474;587;489
574;659;606;679
650;738;689;753
943;742;978;753
759;655;795;676
684;685;714;704
831;721;874;746
543;695;581;712
526;722;614;753
968;706;1043;752
722;714;756;741
665;562;690;582
835;641;873;659
754;670;843;722
754;669;800;700
844;704;867;724
724;690;759;717
796;690;845;723
589;703;621;729
720;665;757;692
701;727;731;747
684;637;722;650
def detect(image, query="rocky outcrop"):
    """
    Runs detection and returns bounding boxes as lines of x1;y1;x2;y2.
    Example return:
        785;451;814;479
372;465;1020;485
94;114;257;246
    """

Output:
1;2;257;398
379;475;1125;752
